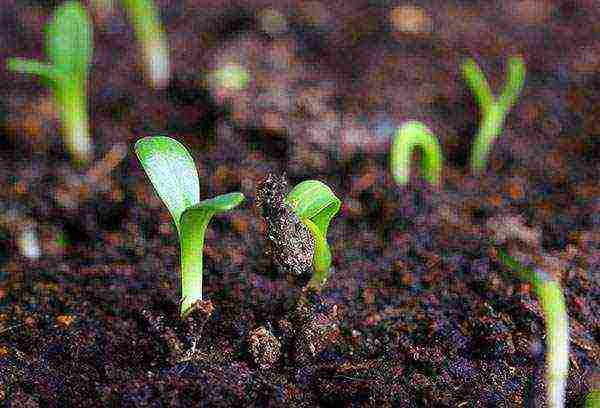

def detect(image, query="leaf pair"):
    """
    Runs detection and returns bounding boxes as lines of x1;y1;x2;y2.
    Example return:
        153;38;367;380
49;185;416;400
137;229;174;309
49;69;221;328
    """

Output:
9;2;92;82
135;137;244;318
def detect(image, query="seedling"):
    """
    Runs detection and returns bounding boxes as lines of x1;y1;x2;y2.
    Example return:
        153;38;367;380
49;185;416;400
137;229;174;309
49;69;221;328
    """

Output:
7;1;93;165
286;180;341;290
122;0;171;88
134;136;244;318
462;56;526;174
497;249;569;408
390;120;443;188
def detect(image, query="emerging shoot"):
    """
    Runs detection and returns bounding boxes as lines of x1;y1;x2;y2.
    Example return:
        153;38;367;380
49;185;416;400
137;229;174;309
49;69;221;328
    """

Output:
286;180;341;290
390;121;443;188
497;250;569;408
462;56;526;174
209;63;251;92
134;136;244;318
7;1;93;165
122;0;171;88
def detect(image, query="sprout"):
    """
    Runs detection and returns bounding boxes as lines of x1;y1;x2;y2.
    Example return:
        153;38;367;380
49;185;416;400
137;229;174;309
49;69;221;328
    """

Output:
121;0;170;88
462;56;526;174
585;389;600;408
286;180;341;290
134;136;244;318
209;63;251;92
497;249;569;408
7;1;93;165
390;120;443;188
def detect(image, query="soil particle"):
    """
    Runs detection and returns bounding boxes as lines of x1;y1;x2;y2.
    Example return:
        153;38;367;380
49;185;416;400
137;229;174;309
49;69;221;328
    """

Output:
256;173;314;279
247;325;281;370
184;299;215;337
140;308;185;363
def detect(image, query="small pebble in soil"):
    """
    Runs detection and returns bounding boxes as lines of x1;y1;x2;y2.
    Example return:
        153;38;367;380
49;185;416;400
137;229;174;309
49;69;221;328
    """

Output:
256;173;315;279
247;325;281;370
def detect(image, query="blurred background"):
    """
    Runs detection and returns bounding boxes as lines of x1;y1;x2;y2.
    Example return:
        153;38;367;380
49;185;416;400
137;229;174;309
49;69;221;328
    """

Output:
0;1;598;405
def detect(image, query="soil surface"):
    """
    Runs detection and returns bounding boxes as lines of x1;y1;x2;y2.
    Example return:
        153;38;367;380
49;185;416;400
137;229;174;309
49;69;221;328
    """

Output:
0;0;599;406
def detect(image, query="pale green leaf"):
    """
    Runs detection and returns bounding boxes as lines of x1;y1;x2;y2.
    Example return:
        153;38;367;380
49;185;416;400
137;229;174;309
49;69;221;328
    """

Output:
134;136;200;231
287;180;341;236
46;1;93;77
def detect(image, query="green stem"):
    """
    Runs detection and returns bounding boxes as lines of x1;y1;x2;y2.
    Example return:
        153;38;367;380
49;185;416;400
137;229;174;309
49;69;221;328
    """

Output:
470;103;504;175
497;250;569;408
56;79;92;165
178;210;210;318
538;276;569;408
121;0;170;88
303;218;332;291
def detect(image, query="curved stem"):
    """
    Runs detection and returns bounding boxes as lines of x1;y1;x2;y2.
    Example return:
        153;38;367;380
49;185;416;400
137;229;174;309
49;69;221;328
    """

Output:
390;121;443;187
303;218;332;291
497;250;569;408
177;193;244;318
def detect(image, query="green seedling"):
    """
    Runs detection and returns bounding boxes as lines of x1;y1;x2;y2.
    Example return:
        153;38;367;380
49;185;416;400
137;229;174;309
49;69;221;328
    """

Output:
286;180;341;290
7;1;93;165
497;250;569;408
134;136;244;318
462;56;526;174
390;120;443;188
122;0;171;88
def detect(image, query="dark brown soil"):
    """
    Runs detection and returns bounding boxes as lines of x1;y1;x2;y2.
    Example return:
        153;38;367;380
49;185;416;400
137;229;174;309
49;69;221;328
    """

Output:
0;1;598;406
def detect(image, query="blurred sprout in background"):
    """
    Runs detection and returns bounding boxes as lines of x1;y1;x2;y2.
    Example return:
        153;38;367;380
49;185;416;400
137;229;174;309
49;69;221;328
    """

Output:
121;0;171;88
7;1;93;165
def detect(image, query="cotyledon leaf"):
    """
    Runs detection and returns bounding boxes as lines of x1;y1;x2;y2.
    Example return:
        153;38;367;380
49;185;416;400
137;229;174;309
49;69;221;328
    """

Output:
134;136;200;231
46;1;93;77
286;180;341;237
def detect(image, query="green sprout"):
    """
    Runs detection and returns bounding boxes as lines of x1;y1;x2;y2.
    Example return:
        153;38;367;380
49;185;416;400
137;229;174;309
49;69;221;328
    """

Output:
390;120;443;188
209;63;251;92
462;56;526;174
134;136;244;318
7;1;93;165
497;249;569;408
586;389;600;408
286;180;341;290
122;0;171;88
